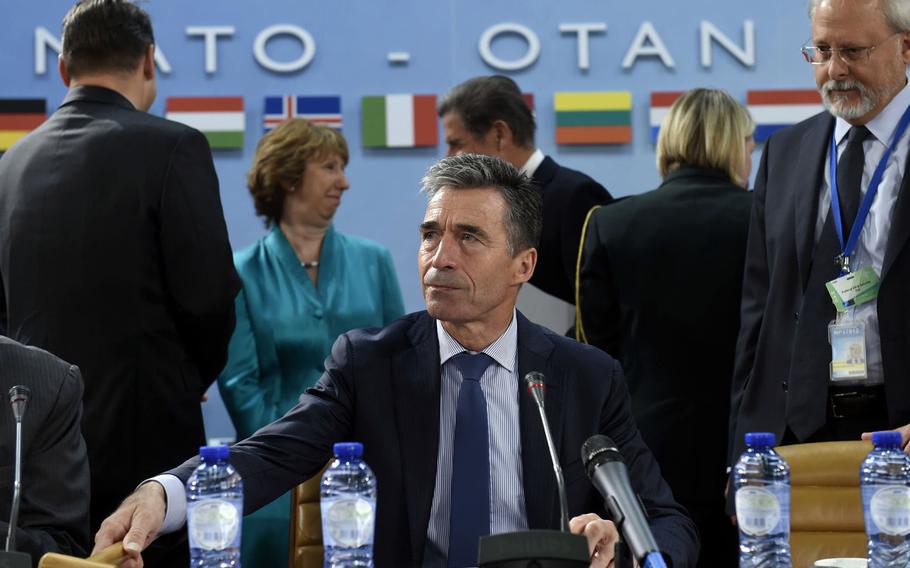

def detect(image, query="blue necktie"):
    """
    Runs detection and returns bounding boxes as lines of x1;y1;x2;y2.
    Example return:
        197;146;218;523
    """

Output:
448;352;494;568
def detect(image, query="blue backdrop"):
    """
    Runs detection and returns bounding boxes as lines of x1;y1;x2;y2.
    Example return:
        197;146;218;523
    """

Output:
1;0;814;440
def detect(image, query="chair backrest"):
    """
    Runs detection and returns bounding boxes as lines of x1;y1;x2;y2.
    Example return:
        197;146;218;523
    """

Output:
289;465;329;568
38;542;126;568
775;440;872;568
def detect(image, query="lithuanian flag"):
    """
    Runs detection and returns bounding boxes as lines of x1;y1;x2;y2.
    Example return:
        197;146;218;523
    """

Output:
554;92;632;145
361;94;437;148
0;99;46;152
165;96;244;149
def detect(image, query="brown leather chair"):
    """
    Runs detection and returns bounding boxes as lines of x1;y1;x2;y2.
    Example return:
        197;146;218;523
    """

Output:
776;440;872;568
289;465;329;568
38;542;126;568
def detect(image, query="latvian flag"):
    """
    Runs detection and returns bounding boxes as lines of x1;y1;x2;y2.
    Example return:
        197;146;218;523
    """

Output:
0;99;46;153
361;94;437;148
165;96;245;149
554;91;632;144
263;95;342;131
747;89;824;143
649;92;684;144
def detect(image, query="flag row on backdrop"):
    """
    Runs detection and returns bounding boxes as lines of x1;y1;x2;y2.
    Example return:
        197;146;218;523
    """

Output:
0;89;830;153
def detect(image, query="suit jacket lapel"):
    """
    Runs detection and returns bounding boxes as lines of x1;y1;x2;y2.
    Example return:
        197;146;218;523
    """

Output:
881;152;910;280
394;313;441;561
794;113;836;291
516;312;560;529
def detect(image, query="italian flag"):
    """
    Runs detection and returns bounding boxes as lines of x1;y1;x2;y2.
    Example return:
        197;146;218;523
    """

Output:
361;94;437;148
165;96;245;149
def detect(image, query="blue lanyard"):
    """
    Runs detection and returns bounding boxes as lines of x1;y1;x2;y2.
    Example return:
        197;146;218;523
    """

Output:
828;103;910;272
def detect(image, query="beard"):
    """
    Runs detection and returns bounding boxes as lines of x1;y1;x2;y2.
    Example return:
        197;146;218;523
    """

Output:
820;79;879;121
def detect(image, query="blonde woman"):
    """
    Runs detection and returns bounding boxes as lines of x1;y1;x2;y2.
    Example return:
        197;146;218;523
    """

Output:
576;88;755;568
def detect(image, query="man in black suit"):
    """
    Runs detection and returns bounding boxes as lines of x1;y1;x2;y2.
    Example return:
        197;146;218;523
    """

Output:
438;76;611;331
0;1;240;564
730;0;910;466
0;336;89;566
95;154;698;568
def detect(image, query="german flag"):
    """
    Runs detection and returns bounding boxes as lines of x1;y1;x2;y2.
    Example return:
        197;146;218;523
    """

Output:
0;99;46;153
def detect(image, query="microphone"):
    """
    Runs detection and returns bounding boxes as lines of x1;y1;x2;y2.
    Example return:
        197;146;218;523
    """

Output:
524;372;570;532
0;386;31;567
581;435;667;568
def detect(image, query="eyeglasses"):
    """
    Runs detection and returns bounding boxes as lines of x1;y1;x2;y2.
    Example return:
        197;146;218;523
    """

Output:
801;32;903;65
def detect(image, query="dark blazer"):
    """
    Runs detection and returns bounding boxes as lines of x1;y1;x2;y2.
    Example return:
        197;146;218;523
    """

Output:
169;311;699;567
531;156;612;304
729;110;910;462
0;86;240;535
578;167;751;565
0;336;89;566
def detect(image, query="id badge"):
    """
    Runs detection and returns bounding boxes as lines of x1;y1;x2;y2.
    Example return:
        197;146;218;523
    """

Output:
828;319;869;383
825;266;881;312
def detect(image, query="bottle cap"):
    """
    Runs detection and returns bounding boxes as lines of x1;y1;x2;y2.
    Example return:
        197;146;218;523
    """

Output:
333;442;364;458
744;432;776;447
199;445;230;462
871;431;902;448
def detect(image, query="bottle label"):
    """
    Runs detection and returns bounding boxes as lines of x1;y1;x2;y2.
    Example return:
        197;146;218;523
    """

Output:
863;485;910;536
735;485;789;536
187;497;243;551
321;495;376;548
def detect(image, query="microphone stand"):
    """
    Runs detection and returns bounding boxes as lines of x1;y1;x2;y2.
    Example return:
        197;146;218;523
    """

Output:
529;377;570;532
0;386;32;567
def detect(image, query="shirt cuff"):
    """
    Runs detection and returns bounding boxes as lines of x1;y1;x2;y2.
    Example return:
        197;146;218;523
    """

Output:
144;475;187;534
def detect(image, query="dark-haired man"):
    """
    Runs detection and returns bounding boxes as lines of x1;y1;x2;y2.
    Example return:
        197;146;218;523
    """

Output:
439;76;612;332
95;154;698;568
0;1;240;564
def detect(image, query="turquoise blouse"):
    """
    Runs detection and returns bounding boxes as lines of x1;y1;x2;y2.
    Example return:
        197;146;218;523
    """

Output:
218;225;405;438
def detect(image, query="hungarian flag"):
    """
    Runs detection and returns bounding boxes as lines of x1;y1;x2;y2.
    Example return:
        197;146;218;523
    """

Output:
554;91;633;144
649;92;684;144
264;95;342;131
747;89;824;142
361;94;437;148
165;96;245;149
0;99;46;152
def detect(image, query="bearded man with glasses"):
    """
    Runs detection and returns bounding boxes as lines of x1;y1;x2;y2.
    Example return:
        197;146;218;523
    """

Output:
729;0;910;481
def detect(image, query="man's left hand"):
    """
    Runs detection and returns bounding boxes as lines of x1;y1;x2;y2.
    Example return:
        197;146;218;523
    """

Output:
570;513;640;568
861;423;910;453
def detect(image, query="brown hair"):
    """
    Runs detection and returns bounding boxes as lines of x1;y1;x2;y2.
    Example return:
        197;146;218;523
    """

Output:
247;119;349;226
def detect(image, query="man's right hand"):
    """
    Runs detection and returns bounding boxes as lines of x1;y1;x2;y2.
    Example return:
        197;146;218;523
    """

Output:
93;481;167;568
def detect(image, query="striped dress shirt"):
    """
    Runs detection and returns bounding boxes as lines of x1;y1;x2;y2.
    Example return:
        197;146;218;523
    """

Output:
423;312;528;566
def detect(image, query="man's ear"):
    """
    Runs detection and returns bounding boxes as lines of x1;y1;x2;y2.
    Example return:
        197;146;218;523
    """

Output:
143;45;155;80
492;120;512;151
58;56;71;87
513;247;537;285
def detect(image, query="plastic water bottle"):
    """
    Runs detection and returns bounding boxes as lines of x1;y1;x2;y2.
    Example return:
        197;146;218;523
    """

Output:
861;430;910;567
733;432;792;567
186;445;243;567
321;442;377;568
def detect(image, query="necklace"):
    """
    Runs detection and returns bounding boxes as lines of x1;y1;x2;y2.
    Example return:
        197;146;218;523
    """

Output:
301;260;319;269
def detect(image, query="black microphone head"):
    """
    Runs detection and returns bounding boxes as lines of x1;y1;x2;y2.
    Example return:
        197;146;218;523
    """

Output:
581;434;624;478
8;386;30;422
524;371;546;407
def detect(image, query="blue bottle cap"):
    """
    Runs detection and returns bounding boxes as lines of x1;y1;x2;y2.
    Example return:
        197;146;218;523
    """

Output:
333;442;364;458
744;432;776;447
871;431;902;448
199;445;230;462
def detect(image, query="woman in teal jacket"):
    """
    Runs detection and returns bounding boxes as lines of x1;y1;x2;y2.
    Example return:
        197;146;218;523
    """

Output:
218;119;405;567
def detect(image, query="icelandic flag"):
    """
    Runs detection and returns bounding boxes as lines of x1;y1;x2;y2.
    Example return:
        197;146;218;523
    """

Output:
747;89;824;142
263;95;342;131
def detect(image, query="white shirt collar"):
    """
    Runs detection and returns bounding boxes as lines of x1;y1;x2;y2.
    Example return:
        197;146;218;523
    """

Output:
519;148;545;178
835;78;910;145
435;310;517;373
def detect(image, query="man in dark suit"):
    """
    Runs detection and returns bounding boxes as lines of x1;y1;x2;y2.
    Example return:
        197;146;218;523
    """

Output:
0;336;89;566
0;1;240;564
730;0;910;466
438;76;611;331
95;154;698;568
